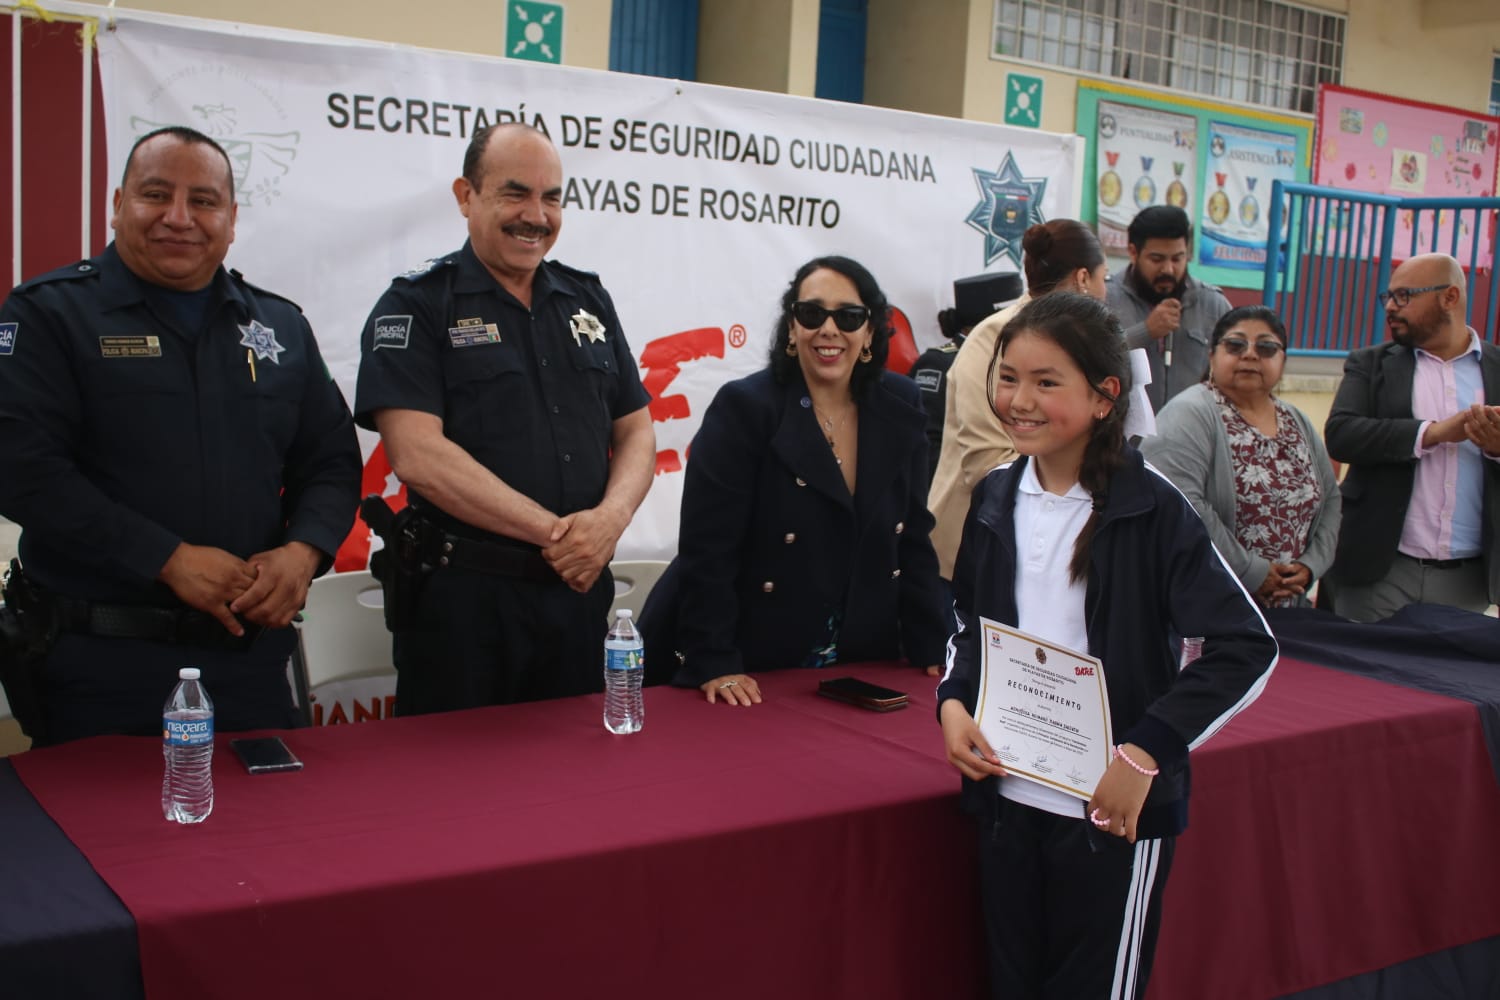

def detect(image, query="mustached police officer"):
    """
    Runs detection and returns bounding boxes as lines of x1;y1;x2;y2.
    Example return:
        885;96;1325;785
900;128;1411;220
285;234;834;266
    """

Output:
354;123;655;715
0;126;361;745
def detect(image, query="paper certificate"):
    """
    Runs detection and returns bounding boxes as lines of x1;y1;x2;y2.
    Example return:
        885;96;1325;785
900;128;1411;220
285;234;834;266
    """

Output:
975;617;1114;800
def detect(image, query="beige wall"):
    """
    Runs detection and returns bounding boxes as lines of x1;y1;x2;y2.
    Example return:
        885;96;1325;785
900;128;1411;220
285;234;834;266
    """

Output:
71;0;616;68
864;0;966;118
1343;2;1500;114
698;0;820;97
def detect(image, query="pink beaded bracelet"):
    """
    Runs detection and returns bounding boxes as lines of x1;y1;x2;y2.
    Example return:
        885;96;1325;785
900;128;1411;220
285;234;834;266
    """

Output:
1113;744;1160;777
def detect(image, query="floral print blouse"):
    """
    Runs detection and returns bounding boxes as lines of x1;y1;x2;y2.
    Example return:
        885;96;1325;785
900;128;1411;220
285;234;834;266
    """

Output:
1214;386;1322;607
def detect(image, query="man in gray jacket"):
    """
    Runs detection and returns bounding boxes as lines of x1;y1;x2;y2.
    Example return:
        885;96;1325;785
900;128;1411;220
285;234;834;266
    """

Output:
1106;205;1231;411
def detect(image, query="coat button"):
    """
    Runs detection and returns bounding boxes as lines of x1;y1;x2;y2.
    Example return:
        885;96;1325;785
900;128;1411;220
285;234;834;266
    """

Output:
890;569;901;578
895;521;905;534
795;477;807;487
762;581;775;593
784;533;796;544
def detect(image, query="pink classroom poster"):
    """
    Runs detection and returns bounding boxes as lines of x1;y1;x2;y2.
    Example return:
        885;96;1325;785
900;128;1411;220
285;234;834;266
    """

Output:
1313;84;1499;268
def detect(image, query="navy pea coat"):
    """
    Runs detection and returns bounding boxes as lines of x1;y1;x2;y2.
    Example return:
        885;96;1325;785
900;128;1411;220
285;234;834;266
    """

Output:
641;367;949;687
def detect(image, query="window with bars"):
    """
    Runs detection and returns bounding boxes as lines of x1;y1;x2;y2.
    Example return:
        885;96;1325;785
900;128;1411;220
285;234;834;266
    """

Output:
993;0;1344;114
1490;52;1499;118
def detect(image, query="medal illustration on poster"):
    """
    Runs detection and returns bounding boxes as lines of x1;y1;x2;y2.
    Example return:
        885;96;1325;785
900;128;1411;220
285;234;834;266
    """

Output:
1099;151;1122;207
1239;176;1260;228
1094;100;1195;256
1166;162;1188;208
1200;121;1298;270
1134;156;1156;208
1207;173;1230;226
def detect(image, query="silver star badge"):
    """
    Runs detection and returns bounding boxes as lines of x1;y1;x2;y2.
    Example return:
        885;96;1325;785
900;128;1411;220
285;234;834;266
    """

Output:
569;309;607;347
237;319;285;364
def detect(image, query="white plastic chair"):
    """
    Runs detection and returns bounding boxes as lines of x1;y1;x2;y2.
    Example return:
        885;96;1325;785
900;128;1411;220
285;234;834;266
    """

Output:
290;571;394;723
609;560;669;621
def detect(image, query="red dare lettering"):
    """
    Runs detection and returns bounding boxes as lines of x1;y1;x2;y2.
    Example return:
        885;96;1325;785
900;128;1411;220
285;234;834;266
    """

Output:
639;326;727;476
1074;665;1095;677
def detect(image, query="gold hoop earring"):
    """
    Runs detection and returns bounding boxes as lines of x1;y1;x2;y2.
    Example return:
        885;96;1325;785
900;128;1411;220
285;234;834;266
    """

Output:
859;346;873;363
785;342;798;357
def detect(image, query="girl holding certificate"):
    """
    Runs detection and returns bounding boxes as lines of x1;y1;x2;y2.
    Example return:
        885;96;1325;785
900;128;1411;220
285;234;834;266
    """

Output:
935;293;1277;1000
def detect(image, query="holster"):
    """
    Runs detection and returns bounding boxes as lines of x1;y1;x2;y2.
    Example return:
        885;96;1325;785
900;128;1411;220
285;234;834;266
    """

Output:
361;495;433;632
0;559;58;742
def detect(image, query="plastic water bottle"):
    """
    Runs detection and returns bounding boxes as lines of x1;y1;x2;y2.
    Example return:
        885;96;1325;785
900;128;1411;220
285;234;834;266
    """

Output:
603;609;645;734
1180;637;1205;668
162;667;214;823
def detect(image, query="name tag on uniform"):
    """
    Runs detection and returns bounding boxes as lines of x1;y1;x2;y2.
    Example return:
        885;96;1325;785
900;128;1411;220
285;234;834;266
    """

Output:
448;317;501;348
99;336;163;358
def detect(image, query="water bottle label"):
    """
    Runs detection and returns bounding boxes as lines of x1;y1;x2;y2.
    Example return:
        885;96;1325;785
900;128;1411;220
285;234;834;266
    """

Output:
605;647;643;672
163;716;214;747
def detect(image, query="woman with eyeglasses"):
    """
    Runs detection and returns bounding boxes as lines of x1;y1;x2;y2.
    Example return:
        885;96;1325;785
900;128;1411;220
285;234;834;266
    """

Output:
1142;304;1340;607
639;256;948;703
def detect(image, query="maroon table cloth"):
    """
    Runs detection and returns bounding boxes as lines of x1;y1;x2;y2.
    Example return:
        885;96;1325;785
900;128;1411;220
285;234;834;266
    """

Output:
14;658;1500;1000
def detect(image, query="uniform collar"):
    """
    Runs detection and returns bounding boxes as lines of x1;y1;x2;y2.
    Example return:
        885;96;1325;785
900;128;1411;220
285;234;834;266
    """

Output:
452;240;573;306
95;242;241;318
1017;458;1091;502
977;447;1155;537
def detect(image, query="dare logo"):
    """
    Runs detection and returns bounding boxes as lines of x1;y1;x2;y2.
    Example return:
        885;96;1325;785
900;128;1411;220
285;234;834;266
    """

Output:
1074;665;1095;677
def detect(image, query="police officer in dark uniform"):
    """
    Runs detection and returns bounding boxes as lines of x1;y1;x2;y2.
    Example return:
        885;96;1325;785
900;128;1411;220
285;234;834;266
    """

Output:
0;126;361;745
907;272;1024;482
354;123;655;715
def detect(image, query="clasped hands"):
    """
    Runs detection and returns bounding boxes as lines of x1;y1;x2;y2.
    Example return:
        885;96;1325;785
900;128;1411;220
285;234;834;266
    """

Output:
542;503;629;593
1425;403;1500;455
1256;561;1311;606
158;540;322;636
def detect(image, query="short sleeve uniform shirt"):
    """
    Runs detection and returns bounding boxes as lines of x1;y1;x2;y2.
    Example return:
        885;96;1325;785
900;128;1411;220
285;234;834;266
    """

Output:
354;242;650;526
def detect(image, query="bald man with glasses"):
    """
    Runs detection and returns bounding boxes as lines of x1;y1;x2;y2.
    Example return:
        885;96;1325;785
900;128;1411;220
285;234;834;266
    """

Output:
1324;253;1500;621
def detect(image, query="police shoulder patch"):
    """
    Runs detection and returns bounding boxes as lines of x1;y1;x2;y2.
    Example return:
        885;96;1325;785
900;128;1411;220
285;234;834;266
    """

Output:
0;322;17;356
912;369;942;393
373;314;413;351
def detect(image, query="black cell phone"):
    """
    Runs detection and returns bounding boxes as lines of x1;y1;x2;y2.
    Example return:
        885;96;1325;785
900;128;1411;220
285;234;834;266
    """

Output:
230;736;303;774
817;676;909;712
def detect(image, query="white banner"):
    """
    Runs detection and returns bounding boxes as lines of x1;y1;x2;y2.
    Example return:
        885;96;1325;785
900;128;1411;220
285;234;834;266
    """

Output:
97;15;1079;563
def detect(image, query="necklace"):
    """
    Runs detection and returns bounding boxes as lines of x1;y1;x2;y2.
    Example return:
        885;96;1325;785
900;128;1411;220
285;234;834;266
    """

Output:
813;403;853;466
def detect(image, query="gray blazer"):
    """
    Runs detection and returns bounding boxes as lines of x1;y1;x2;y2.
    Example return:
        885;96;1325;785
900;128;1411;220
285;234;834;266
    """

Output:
1142;383;1341;598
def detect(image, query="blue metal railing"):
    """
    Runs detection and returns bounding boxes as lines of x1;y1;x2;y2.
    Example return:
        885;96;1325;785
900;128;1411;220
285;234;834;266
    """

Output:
1263;181;1500;355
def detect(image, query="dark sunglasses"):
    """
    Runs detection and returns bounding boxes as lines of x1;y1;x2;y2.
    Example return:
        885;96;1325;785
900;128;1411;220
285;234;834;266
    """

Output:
1219;337;1283;359
792;301;870;333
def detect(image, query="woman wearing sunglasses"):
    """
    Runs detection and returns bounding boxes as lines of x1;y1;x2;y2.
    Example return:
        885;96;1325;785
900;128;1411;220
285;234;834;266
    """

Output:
1142;304;1340;607
640;256;948;703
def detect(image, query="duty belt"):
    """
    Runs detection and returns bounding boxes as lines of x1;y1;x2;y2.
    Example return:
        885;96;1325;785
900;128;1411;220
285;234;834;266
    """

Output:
429;531;559;584
53;597;261;651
